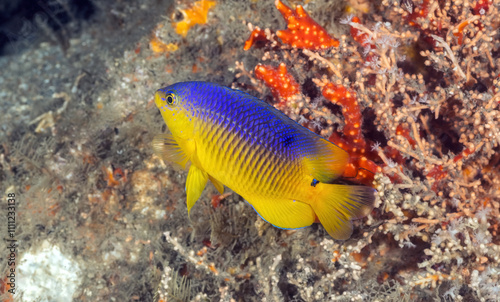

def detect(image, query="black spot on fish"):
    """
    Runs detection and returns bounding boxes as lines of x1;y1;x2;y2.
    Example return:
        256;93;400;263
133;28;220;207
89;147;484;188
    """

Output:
282;135;294;147
311;179;319;187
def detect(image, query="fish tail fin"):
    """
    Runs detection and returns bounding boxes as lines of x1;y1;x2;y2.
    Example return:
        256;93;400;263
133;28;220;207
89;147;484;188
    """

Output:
311;183;375;240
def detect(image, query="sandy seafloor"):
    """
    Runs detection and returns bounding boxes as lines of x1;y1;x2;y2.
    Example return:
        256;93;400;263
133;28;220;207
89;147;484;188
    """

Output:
0;0;499;301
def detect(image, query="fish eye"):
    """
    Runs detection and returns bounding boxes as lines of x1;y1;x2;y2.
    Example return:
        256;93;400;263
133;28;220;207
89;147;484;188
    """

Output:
165;93;176;105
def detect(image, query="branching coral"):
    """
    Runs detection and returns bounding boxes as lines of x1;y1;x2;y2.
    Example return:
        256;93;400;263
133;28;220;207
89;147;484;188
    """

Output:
233;0;500;300
254;63;301;104
274;0;339;50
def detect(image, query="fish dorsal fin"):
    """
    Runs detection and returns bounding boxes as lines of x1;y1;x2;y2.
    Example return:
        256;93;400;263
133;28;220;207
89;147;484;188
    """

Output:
301;137;349;183
186;164;208;215
208;175;224;194
152;133;191;169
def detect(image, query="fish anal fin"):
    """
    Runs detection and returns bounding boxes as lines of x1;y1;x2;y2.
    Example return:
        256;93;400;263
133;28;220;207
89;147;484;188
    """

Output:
208;175;224;194
186;165;208;214
152;133;190;168
311;184;375;240
246;197;315;229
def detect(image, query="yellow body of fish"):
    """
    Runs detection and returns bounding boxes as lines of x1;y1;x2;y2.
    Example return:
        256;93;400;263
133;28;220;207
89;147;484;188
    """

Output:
153;81;375;239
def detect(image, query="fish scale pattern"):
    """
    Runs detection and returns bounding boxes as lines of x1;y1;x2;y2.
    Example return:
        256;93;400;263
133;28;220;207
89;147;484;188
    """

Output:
185;83;310;198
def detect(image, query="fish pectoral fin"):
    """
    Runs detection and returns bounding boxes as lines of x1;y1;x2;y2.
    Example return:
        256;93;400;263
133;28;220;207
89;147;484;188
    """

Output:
208;175;224;194
186;165;208;215
152;133;190;168
246;197;315;229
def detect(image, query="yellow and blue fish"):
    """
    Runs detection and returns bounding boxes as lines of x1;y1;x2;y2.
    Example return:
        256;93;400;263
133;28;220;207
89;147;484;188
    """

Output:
153;81;375;239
